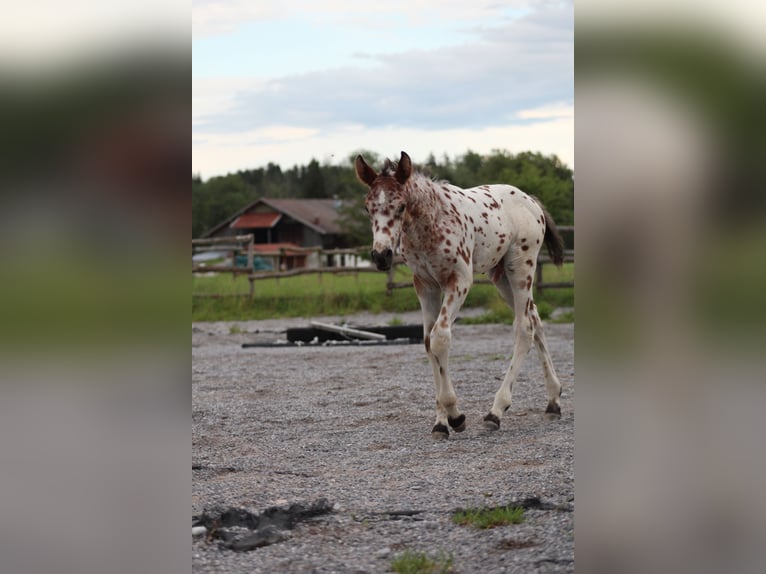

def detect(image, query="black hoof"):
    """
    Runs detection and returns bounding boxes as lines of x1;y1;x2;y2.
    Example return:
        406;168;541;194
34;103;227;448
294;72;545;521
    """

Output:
545;402;562;420
483;413;500;431
431;423;449;439
448;414;466;432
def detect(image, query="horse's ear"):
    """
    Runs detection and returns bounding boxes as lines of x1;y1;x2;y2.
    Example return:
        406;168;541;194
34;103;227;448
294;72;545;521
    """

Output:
395;151;412;185
354;155;377;187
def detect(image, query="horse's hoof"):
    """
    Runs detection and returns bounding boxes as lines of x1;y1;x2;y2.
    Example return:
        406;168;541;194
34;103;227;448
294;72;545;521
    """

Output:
448;414;466;432
431;423;449;439
544;402;562;421
483;413;500;431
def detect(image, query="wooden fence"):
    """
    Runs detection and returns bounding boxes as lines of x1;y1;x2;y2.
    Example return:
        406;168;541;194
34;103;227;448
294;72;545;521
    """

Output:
192;226;573;298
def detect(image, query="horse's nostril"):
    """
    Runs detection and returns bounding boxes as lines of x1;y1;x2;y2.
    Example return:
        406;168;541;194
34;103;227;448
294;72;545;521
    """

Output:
371;249;392;270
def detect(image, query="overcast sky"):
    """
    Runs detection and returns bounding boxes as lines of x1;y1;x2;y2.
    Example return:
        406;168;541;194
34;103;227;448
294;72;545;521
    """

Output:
192;0;573;179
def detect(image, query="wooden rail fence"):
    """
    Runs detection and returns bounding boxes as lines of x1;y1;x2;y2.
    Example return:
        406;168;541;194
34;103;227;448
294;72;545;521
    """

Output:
192;226;573;298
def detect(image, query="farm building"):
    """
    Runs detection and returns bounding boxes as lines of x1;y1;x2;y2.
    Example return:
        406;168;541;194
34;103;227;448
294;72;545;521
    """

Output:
201;198;359;270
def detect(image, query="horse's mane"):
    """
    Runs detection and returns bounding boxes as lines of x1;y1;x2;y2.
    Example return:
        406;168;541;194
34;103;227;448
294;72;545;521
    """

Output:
381;157;448;187
380;158;397;177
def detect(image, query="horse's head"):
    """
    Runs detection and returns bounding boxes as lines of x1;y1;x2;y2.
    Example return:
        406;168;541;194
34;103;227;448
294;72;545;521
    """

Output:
354;151;412;271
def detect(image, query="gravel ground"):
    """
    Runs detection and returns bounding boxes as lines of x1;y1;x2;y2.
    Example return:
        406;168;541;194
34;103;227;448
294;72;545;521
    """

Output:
193;310;574;573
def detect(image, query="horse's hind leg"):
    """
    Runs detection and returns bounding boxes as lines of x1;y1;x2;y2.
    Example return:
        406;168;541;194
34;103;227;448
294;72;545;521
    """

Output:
484;256;537;430
531;307;562;418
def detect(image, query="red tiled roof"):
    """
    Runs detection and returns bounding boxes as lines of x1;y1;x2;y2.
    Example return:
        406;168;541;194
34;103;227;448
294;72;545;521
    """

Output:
230;212;281;229
261;199;342;234
202;198;346;239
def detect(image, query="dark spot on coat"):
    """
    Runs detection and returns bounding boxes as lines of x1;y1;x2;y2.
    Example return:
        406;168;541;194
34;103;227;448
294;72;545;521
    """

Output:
521;244;529;251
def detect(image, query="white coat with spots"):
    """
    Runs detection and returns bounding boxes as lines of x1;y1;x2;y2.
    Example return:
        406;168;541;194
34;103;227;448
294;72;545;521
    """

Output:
355;151;565;438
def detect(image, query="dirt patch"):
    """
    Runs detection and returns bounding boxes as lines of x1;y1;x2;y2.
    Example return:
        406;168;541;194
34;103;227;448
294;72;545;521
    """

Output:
193;311;574;573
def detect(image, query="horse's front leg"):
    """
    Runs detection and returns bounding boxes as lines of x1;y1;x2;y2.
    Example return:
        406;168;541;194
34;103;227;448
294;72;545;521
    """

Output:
417;274;471;439
414;277;451;437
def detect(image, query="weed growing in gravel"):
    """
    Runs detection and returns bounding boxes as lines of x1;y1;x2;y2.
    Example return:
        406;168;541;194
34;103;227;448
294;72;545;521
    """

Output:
390;550;454;574
551;310;574;323
459;306;514;325
452;505;525;529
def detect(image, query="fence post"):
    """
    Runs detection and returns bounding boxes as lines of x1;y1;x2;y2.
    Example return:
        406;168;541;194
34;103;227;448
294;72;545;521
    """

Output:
246;240;254;271
386;266;394;296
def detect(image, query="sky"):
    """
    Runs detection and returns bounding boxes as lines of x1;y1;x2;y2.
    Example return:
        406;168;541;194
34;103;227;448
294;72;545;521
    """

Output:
192;0;574;180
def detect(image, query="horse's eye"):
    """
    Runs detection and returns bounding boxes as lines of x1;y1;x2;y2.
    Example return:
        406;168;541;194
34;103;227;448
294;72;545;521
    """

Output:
396;204;406;217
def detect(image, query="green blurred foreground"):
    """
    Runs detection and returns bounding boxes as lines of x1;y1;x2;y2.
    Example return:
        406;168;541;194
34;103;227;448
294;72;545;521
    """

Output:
192;263;574;322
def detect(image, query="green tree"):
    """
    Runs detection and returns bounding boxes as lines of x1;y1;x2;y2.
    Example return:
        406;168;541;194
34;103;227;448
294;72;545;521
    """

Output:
335;150;380;247
301;158;326;197
191;173;256;237
191;149;573;243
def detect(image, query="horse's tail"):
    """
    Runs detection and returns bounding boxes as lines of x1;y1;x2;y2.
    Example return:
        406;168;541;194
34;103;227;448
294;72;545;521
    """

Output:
536;200;565;267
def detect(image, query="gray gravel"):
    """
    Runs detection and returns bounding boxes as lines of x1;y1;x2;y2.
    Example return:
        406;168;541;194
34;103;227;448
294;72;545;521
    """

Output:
193;310;574;573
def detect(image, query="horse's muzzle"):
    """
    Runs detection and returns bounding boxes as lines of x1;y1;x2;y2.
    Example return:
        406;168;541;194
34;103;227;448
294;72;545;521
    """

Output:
371;248;393;271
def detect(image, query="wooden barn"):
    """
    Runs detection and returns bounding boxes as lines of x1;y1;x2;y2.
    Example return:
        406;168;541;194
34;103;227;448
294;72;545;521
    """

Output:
201;198;353;269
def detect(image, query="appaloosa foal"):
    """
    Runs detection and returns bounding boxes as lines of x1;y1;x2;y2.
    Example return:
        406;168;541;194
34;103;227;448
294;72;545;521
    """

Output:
355;151;565;439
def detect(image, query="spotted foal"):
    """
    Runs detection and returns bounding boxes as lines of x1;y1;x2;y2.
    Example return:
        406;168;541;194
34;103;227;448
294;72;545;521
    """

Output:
355;151;565;439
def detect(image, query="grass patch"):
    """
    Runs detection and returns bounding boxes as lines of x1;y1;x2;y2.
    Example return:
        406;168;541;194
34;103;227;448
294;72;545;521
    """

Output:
460;306;514;325
551;310;574;323
451;505;525;529
459;295;554;325
390;550;454;574
192;263;573;322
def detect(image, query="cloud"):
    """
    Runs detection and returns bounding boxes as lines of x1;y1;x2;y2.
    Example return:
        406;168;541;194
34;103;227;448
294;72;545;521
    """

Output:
516;102;574;120
192;0;541;38
193;125;318;147
193;2;572;134
193;117;574;178
192;1;282;38
192;1;573;175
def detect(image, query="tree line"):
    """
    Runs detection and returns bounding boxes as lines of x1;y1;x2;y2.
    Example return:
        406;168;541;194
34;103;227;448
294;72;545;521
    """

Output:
192;149;573;245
